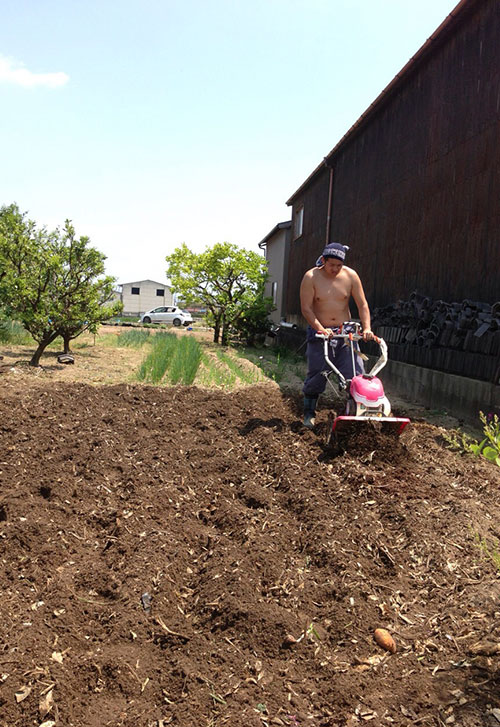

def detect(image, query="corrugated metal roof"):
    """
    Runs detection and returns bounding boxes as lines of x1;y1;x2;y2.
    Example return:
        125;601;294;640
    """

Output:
286;0;477;205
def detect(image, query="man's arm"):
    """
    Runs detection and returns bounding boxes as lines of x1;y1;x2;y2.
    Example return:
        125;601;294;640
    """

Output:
300;270;330;336
350;271;373;340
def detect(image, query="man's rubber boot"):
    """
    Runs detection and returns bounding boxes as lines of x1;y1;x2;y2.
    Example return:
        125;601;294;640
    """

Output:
303;395;318;429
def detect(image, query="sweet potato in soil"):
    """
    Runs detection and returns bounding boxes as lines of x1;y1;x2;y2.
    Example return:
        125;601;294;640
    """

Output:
1;380;500;727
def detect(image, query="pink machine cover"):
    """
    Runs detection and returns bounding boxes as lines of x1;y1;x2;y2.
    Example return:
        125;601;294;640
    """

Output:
333;376;411;436
350;375;385;401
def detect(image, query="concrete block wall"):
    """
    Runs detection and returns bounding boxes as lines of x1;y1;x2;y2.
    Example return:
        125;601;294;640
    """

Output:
382;360;500;426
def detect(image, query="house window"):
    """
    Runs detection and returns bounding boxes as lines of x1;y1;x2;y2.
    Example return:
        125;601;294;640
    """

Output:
156;289;164;296
131;287;140;295
271;281;278;305
294;205;304;239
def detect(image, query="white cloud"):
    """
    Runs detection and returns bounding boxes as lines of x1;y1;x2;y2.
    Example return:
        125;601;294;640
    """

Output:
0;55;69;88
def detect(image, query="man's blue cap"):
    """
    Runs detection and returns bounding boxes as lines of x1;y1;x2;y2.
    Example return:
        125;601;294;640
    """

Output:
321;242;349;261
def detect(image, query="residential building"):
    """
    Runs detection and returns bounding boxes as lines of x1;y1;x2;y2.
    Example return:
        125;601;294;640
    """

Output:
258;221;292;325
118;280;173;315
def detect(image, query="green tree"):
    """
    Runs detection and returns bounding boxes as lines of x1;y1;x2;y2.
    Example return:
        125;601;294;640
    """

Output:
0;204;121;365
56;221;122;353
166;242;271;345
0;204;63;365
232;279;275;345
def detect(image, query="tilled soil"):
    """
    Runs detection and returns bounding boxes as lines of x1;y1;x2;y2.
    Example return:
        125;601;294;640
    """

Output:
1;380;500;727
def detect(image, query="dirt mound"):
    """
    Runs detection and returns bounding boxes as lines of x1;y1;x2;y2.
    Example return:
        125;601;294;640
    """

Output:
1;382;500;727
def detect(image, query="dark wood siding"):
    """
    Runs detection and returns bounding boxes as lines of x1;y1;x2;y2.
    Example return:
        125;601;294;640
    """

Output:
287;0;500;318
286;167;329;317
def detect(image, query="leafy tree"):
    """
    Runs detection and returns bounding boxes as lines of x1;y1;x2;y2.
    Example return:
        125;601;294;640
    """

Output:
232;280;275;345
56;222;122;353
0;204;63;365
0;204;121;365
166;242;271;345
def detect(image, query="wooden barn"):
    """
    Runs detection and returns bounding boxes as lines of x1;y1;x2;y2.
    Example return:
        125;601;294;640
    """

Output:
283;0;500;386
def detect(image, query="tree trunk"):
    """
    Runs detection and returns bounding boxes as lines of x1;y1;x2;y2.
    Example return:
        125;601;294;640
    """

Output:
29;333;60;366
213;322;220;344
63;333;72;354
221;315;231;346
30;340;51;367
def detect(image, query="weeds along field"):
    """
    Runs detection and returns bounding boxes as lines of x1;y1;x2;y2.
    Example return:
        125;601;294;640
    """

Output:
1;324;500;727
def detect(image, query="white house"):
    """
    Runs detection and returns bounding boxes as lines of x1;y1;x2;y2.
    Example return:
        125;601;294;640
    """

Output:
118;280;173;315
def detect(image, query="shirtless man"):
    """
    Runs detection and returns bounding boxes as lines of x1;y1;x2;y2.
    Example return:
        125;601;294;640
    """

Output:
299;242;374;428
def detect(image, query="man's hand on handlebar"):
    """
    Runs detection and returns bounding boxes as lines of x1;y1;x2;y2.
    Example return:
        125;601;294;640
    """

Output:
315;324;379;343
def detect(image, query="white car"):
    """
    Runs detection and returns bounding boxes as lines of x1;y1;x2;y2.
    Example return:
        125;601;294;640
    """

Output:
140;306;193;327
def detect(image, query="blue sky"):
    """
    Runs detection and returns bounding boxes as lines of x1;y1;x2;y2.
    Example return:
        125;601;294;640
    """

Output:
1;0;459;285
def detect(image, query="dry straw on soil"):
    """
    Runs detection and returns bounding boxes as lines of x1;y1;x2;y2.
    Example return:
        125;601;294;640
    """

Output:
1;328;499;726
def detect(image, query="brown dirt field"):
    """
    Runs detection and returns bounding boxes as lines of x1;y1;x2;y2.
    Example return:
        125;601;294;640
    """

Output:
1;333;500;726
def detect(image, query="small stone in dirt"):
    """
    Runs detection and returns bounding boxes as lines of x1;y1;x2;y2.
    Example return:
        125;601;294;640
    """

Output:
141;592;152;613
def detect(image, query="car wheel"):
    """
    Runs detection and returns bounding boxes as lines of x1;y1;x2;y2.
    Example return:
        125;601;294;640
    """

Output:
143;316;151;324
173;318;181;327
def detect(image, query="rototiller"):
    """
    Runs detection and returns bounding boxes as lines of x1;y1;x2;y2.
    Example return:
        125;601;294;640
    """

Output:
317;322;410;441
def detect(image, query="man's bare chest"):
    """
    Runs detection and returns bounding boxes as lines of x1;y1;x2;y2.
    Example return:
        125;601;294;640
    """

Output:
313;275;350;304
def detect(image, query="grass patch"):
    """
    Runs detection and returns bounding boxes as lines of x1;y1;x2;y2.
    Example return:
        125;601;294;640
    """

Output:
195;347;267;389
45;332;115;351
46;337;64;349
116;329;152;347
0;319;33;345
238;344;306;383
215;348;264;384
137;332;178;383
137;332;203;385
168;336;203;385
109;316;140;323
193;343;306;389
197;353;238;389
